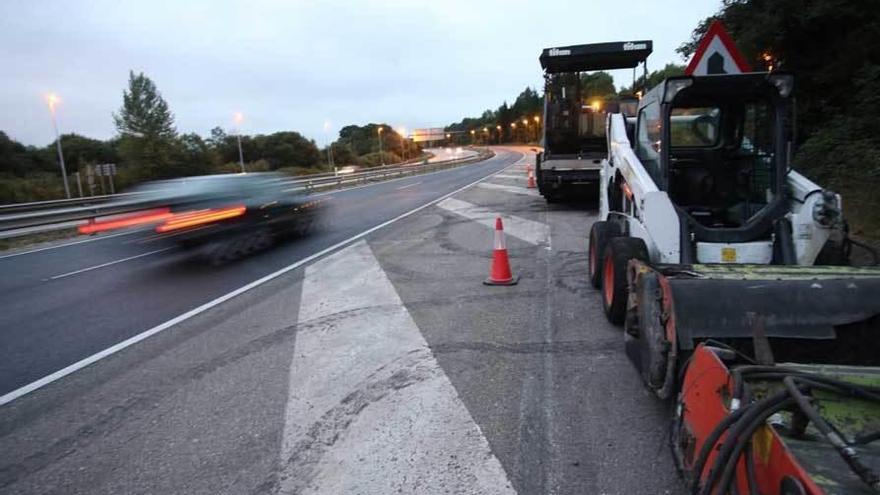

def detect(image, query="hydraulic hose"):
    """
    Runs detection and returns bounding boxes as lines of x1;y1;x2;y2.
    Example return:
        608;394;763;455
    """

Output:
783;376;880;491
849;237;880;266
693;368;880;494
700;396;795;495
694;390;793;495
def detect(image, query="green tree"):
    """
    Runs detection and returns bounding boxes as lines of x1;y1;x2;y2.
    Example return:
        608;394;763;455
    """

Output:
173;133;216;176
113;71;176;139
580;72;616;99
619;64;686;95
113;71;178;180
257;132;321;169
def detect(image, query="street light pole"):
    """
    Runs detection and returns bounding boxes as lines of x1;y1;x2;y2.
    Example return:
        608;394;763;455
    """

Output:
233;112;246;173
46;94;71;198
378;126;385;165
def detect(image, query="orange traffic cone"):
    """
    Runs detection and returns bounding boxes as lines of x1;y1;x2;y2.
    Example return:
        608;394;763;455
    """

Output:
525;163;533;173
484;217;519;286
527;170;537;189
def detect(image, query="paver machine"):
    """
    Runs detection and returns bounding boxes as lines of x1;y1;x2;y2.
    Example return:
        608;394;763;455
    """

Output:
536;41;652;202
586;69;880;494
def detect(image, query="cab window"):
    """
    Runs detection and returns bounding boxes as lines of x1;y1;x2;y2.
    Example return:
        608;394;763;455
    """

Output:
636;102;662;182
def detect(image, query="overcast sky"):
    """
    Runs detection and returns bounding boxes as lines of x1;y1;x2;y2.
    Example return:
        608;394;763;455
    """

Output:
1;0;720;146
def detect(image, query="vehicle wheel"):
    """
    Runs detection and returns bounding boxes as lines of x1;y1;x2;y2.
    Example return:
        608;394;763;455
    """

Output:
602;237;649;325
632;272;675;399
545;194;559;203
588;221;611;288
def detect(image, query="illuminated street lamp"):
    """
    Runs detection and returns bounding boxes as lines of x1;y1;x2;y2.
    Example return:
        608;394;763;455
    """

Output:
470;129;476;144
378;126;385;165
533;115;541;142
45;93;71;198
233;112;246;173
496;124;502;144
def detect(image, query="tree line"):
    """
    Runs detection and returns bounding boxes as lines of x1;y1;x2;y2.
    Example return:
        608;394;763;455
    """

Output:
0;71;421;204
444;68;688;144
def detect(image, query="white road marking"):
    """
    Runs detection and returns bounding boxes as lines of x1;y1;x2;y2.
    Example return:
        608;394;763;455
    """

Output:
0;151;524;407
436;197;549;246
477;182;539;196
395;181;420;190
45;247;174;281
280;241;514;494
0;229;143;260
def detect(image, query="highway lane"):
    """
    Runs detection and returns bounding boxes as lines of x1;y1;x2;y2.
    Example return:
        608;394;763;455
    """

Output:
0;149;522;398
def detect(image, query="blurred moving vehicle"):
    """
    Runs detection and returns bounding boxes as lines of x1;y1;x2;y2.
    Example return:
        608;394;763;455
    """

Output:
82;173;327;264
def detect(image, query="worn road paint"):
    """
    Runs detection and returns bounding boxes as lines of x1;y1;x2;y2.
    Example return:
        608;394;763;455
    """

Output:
278;240;514;494
0;229;143;260
395;181;421;191
436;197;549;246
477;182;540;196
492;173;527;180
45;247;173;281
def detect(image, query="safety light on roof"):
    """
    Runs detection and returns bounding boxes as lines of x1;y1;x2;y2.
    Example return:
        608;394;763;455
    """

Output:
663;78;694;103
768;74;794;98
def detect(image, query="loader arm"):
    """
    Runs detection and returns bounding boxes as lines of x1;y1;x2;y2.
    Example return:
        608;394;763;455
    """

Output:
605;113;680;263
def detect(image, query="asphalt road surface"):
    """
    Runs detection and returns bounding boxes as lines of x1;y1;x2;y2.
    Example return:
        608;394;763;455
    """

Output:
0;147;684;494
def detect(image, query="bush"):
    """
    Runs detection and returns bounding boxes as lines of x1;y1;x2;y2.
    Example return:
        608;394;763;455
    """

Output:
0;172;65;204
276;165;326;176
211;159;272;175
359;151;401;168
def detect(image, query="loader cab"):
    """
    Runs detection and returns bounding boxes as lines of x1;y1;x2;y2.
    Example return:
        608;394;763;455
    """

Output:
634;73;794;241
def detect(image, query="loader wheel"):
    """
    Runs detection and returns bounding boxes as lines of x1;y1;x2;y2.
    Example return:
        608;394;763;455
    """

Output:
602;237;649;325
588;221;611;288
633;273;675;399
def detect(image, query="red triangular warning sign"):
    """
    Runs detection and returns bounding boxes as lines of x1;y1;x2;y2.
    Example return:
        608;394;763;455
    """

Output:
685;20;751;76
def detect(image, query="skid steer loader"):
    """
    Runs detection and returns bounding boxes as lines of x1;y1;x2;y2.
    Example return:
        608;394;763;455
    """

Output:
586;72;880;399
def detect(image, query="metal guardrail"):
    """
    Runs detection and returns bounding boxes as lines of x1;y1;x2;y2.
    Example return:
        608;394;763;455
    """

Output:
0;148;492;239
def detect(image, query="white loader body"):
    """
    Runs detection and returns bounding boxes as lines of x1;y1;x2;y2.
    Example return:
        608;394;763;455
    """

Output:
600;113;836;266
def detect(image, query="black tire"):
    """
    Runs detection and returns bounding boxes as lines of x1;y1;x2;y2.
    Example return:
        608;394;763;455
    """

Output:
601;237;649;325
633;273;677;399
588;221;611;288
